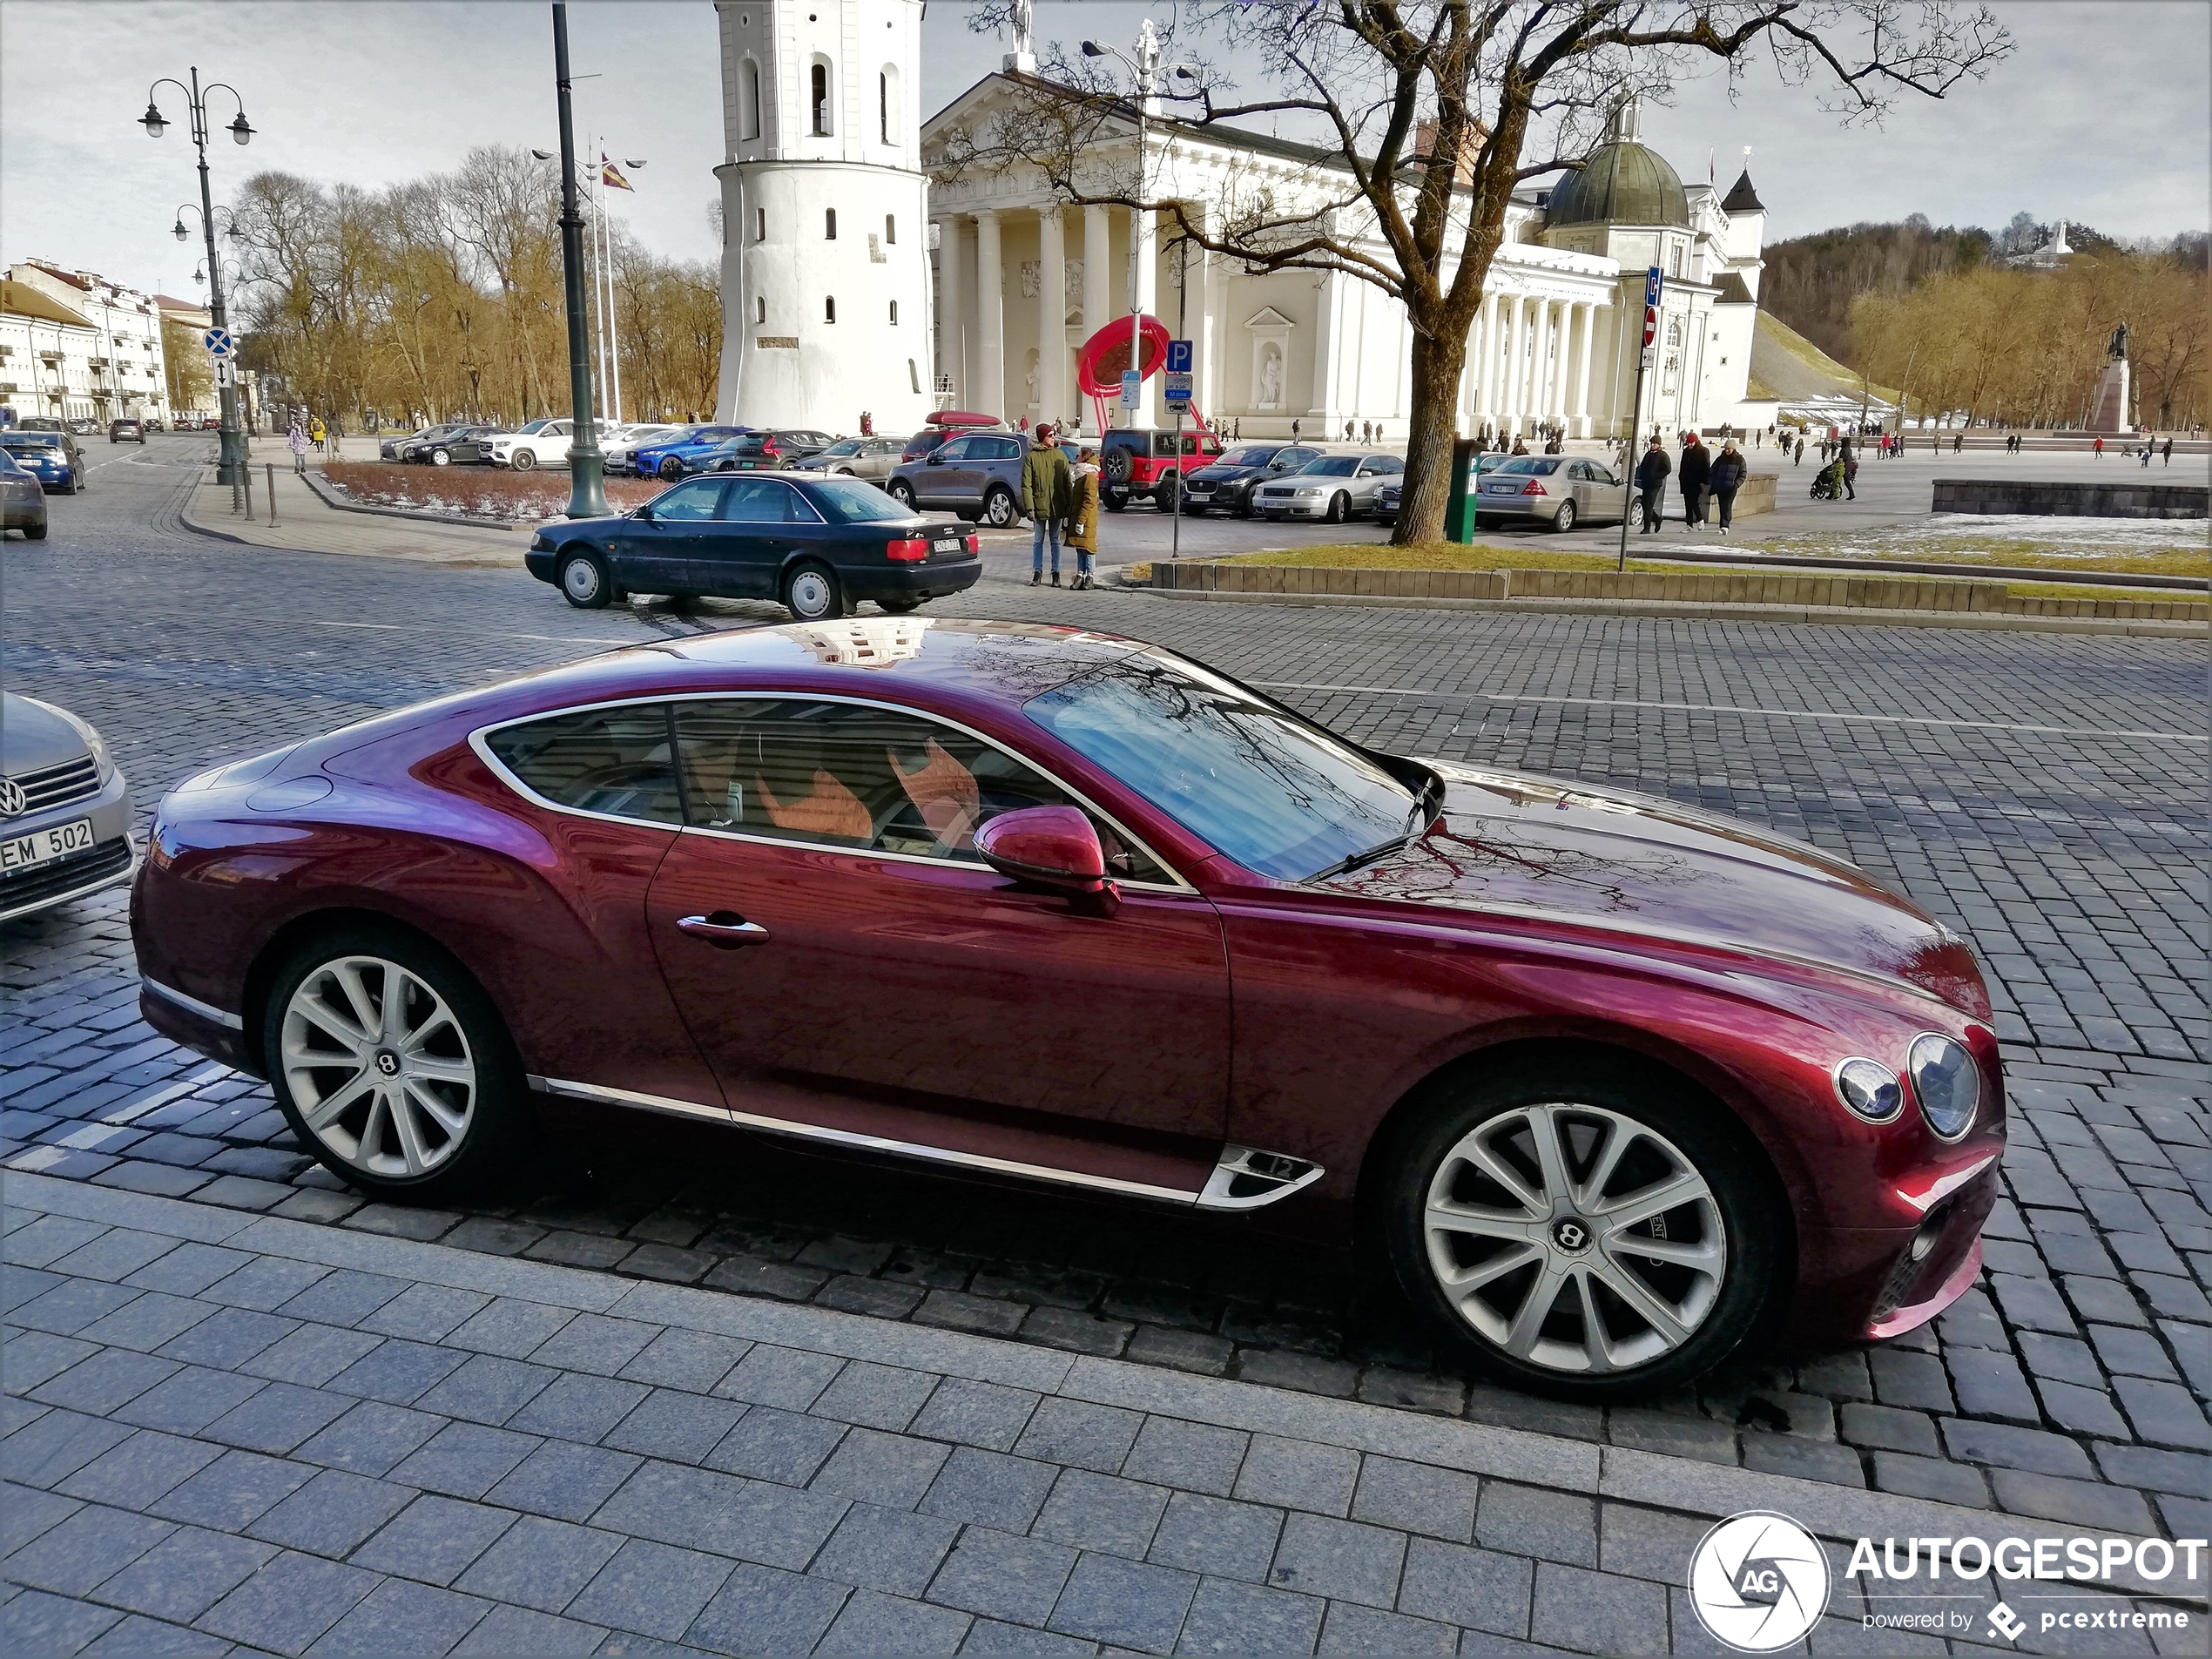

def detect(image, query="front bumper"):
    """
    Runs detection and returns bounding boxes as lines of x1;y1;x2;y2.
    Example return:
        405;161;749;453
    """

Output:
0;765;135;922
1259;496;1332;518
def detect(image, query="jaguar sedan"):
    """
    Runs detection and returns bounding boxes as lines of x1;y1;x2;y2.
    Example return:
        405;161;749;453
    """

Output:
3;692;133;923
133;621;2003;1400
525;472;981;621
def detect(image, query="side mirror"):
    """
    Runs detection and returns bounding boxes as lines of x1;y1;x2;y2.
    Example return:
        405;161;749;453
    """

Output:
974;806;1115;900
633;505;656;523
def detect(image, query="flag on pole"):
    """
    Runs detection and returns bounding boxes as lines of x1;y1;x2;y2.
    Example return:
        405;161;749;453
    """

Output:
601;154;635;192
1707;149;1716;185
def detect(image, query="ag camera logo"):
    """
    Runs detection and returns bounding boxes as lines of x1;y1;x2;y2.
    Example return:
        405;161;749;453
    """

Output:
1689;1511;1831;1651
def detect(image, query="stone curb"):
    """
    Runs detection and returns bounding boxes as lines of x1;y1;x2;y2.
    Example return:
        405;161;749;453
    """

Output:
9;1168;2205;1607
298;464;523;529
1115;583;2209;637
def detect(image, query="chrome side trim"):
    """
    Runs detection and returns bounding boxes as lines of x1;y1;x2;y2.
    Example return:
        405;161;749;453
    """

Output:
530;1075;1207;1205
466;689;1193;894
140;974;245;1031
1196;1146;1327;1211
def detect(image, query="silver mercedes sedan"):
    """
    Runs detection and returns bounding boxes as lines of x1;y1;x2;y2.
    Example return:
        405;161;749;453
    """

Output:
1;694;134;923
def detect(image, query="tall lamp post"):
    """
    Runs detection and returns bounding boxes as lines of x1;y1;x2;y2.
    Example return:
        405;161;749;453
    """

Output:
550;3;608;519
141;68;253;484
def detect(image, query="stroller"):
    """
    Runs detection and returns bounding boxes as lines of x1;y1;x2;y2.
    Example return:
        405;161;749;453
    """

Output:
1810;460;1847;500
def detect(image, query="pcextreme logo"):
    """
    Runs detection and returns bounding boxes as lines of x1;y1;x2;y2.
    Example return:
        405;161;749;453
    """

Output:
1688;1511;1832;1652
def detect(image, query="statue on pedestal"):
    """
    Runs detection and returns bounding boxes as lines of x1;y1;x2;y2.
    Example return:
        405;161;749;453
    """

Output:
2107;321;2128;362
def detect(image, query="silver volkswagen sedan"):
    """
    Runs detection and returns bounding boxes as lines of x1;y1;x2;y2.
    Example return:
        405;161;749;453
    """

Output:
1;694;134;923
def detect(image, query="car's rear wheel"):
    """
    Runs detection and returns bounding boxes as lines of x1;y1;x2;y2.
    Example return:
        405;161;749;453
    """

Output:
509;449;536;472
1156;474;1180;513
263;930;525;1204
1325;491;1349;524
1377;1055;1780;1401
1551;499;1578;533
982;486;1019;529
783;560;845;622
24;522;47;540
1104;491;1128;513
658;456;685;481
557;550;615;609
887;480;916;508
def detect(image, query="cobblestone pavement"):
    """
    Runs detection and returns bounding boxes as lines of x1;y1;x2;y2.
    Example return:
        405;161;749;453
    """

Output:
3;448;2208;1643
4;1176;2203;1658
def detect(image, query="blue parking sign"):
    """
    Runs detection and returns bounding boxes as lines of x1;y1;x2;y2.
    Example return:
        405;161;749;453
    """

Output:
1166;339;1193;374
1644;267;1663;307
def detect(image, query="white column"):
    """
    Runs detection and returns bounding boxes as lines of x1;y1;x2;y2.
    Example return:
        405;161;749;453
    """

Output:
1474;293;1500;428
1184;208;1215;431
1545;300;1568;428
974;209;1004;420
1573;301;1596;435
1037;205;1067;430
1308;270;1340;436
934;216;965;407
1503;295;1527;433
1082;206;1110;434
1129;204;1157;422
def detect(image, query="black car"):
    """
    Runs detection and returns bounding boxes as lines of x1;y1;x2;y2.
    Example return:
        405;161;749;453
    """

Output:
381;423;473;463
527;472;982;623
1177;443;1326;516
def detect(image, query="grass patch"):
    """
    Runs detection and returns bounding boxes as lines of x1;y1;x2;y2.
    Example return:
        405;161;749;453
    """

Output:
323;460;660;521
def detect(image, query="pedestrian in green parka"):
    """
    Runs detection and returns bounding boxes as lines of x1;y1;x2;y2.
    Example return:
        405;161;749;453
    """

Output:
1021;424;1076;587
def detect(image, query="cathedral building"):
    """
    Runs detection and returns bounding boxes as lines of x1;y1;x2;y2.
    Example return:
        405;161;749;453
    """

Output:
716;0;1776;441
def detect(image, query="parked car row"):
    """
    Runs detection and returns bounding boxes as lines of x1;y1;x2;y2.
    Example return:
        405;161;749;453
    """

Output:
0;428;86;499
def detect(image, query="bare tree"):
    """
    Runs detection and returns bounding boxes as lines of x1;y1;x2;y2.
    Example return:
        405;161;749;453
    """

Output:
946;1;2010;543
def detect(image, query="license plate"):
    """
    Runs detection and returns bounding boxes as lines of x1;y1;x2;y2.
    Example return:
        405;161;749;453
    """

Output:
1483;481;1517;493
1;817;94;874
931;539;962;555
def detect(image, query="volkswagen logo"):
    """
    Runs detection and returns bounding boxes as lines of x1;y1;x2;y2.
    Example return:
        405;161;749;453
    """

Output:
1550;1217;1591;1252
1688;1512;1831;1651
374;1051;401;1077
0;779;24;819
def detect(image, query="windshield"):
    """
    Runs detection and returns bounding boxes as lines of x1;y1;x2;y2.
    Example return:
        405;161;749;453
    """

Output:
516;419;554;435
1217;447;1280;468
806;477;913;523
1022;647;1422;881
1297;457;1359;477
820;439;864;456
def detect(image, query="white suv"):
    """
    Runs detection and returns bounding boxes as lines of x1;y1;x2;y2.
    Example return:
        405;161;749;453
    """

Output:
486;418;575;472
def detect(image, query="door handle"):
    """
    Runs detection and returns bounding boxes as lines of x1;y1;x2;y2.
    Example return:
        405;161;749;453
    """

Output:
678;912;770;948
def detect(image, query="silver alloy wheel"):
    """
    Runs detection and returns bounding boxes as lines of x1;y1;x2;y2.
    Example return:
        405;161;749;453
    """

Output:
1422;1103;1726;1374
280;955;477;1178
560;555;604;604
786;567;836;619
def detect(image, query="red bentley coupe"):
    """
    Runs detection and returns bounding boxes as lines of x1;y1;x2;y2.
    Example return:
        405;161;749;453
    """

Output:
133;619;2003;1399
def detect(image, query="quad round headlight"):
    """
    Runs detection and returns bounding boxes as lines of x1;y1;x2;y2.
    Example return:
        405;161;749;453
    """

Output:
1908;1034;1979;1140
1834;1057;1904;1123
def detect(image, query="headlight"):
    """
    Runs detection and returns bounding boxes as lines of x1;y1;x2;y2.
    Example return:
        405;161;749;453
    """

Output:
529;533;552;551
1907;1034;1979;1139
85;727;116;783
1833;1057;1903;1123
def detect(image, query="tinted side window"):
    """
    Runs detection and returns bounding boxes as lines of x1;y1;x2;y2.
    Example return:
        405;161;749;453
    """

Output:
653;479;725;521
931;437;969;460
987;437;1024;461
487;705;683;826
673;698;1168;880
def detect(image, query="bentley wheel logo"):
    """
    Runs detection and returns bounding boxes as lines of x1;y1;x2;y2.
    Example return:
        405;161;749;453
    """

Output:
0;779;26;818
1550;1217;1590;1252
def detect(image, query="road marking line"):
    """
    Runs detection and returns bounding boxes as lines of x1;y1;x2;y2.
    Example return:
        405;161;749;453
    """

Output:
1251;683;2206;744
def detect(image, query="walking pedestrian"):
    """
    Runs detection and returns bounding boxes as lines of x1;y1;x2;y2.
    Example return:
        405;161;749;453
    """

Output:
1709;439;1746;533
1021;423;1075;587
287;416;309;475
2094;435;2104;457
2141;438;2154;468
1291;419;1301;441
1066;447;1101;590
1677;431;1710;529
1952;431;1963;454
309;415;327;454
1794;435;1804;466
1842;441;1859;501
2162;437;2173;465
1635;437;1670;534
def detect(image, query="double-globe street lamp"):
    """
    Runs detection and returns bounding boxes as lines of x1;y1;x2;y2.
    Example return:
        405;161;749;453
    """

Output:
141;69;254;482
173;206;244;429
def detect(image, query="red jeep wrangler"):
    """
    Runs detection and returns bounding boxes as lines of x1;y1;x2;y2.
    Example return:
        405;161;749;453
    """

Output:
1099;428;1224;512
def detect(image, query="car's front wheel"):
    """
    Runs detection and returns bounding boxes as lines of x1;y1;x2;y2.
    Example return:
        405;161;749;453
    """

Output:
557;550;616;609
783;560;845;621
429;448;452;467
659;457;685;481
982;486;1019;529
262;929;526;1204
1378;1055;1780;1401
1325;491;1349;524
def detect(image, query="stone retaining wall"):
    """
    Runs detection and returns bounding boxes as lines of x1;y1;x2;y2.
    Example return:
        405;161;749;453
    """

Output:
1931;478;2209;519
1148;561;2209;622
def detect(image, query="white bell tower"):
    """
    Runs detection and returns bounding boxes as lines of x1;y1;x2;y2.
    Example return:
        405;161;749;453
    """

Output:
714;0;932;432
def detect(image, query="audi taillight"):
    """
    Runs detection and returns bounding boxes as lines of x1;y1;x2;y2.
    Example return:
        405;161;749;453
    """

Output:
886;538;929;562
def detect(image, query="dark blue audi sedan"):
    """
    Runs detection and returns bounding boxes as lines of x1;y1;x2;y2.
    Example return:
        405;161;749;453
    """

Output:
0;431;84;494
526;472;982;621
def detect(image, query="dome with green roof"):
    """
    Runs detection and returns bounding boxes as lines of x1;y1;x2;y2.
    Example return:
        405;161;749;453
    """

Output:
1543;95;1689;231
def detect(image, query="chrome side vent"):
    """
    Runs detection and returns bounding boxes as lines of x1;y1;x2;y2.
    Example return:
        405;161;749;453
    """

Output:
1197;1145;1325;1211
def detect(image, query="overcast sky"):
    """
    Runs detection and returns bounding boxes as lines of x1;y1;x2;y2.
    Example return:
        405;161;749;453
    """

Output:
3;0;2204;304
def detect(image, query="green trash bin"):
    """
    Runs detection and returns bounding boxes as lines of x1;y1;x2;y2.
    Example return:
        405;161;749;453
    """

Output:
1444;438;1482;543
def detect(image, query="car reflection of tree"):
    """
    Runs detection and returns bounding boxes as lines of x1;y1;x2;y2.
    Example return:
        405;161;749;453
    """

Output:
1327;817;1698;914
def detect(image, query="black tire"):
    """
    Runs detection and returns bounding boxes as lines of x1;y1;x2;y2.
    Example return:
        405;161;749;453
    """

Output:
1325;491;1349;524
259;924;528;1204
429;448;451;467
24;523;47;540
1104;491;1128;513
556;550;616;609
1156;473;1180;513
1374;1053;1784;1403
658;456;685;481
782;559;845;622
887;480;916;509
509;448;536;472
876;596;923;614
1103;448;1134;487
982;487;1019;529
1551;499;1577;533
1236;489;1257;519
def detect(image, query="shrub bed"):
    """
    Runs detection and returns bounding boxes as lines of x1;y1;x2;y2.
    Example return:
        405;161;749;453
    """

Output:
322;461;660;521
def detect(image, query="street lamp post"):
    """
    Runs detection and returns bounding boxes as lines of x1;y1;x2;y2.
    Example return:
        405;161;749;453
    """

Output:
141;66;254;484
550;4;608;518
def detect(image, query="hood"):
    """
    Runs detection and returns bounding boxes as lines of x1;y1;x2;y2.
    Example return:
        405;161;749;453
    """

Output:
1324;760;1987;1017
3;693;95;774
1191;463;1266;481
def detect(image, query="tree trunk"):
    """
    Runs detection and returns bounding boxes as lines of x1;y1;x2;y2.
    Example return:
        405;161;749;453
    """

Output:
1394;320;1468;545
